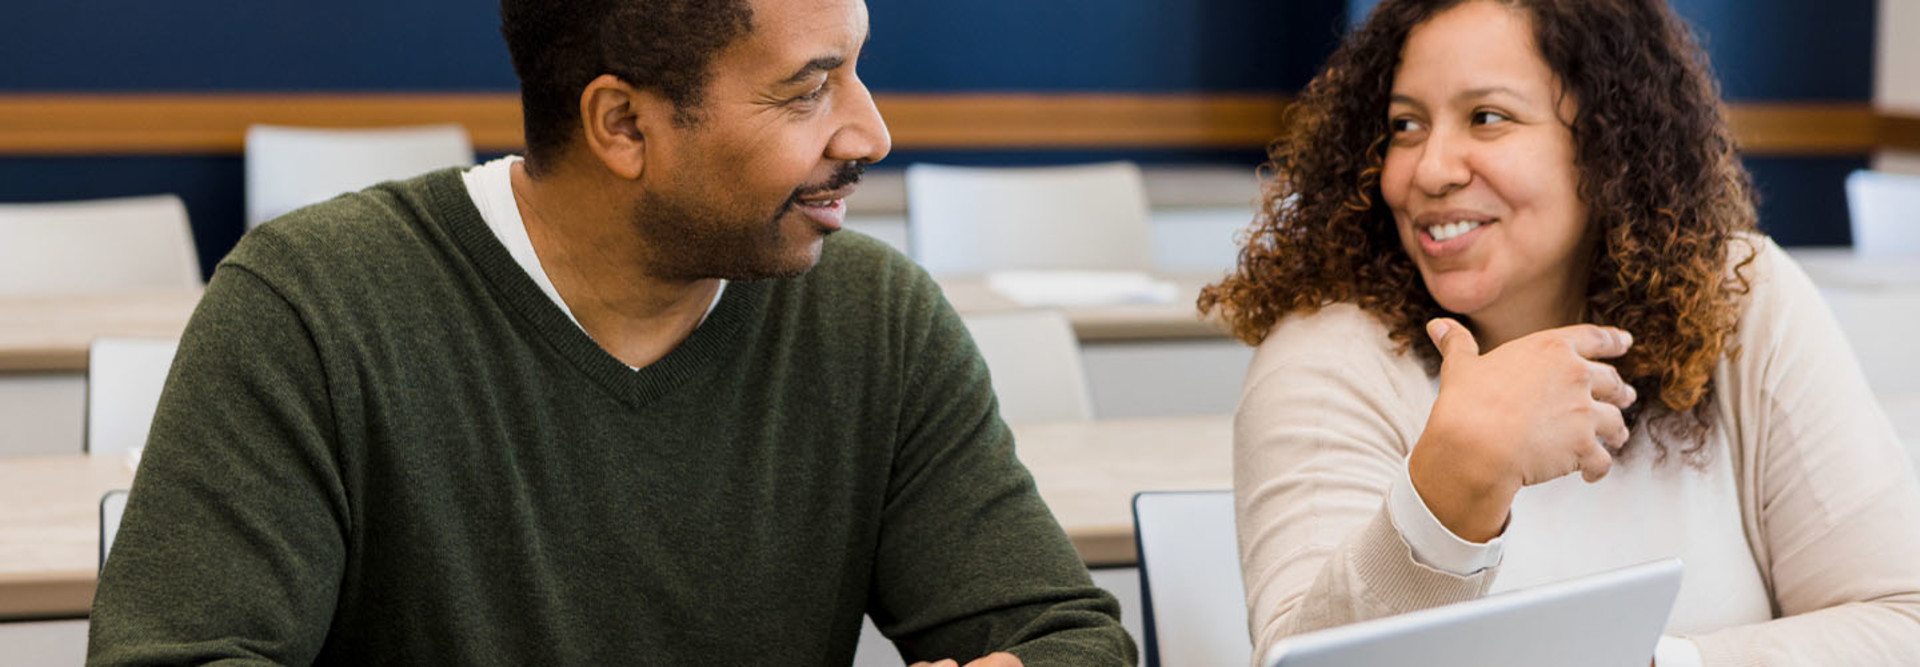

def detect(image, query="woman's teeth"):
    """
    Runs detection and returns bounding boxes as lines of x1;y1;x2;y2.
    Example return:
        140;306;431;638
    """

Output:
1427;220;1482;242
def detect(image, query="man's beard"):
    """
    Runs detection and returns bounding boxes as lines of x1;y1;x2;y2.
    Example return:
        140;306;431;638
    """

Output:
632;162;866;281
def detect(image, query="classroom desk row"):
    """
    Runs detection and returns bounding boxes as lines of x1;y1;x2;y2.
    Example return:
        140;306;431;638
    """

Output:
0;275;1249;458
0;275;1226;374
0;414;1231;621
5;248;1904;374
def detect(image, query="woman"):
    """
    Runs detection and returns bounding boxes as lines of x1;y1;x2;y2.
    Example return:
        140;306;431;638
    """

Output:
1199;0;1920;664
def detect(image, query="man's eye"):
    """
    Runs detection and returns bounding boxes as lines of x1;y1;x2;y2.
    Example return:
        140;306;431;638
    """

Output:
793;83;829;104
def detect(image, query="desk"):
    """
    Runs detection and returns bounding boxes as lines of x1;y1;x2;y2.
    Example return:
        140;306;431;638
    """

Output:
936;275;1229;341
0;291;201;457
1787;248;1920;291
0;415;1231;620
6;253;1908;373
1018;415;1234;565
0;280;1219;375
0;455;133;620
0;284;1238;455
0;290;201;373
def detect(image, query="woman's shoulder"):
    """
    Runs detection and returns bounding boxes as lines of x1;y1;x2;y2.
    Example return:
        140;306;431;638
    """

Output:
1722;232;1820;348
1246;302;1430;394
1258;302;1399;351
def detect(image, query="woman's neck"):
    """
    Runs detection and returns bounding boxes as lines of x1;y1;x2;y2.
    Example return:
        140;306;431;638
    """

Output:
1466;277;1589;351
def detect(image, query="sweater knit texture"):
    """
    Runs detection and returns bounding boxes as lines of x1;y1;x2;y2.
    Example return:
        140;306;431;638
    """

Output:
87;169;1135;666
1234;235;1920;666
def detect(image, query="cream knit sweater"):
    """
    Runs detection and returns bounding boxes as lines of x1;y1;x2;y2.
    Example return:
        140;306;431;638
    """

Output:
1234;236;1920;666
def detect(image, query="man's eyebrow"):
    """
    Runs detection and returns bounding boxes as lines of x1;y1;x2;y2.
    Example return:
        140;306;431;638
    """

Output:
778;56;845;85
775;31;870;86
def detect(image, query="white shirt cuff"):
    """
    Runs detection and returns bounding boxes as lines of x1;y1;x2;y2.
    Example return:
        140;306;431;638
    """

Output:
1653;636;1702;667
1387;464;1504;576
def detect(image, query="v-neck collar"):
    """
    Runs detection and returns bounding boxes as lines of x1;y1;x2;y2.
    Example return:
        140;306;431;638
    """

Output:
421;169;762;408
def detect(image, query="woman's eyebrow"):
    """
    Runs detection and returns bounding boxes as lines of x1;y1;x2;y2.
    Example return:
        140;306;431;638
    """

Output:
1455;85;1526;104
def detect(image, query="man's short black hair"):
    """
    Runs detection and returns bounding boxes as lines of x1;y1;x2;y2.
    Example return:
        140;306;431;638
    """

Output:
500;0;754;174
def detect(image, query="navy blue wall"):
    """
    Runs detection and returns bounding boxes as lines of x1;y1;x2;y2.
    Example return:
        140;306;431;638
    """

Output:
0;0;1878;276
1345;0;1876;100
0;0;516;91
0;1;1345;276
0;1;1345;93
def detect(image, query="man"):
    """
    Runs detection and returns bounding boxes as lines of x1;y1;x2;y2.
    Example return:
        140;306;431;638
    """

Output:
86;0;1136;664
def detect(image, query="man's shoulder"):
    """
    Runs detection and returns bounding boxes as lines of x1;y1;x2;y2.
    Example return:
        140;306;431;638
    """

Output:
813;229;919;280
793;230;938;305
752;230;950;348
222;169;468;289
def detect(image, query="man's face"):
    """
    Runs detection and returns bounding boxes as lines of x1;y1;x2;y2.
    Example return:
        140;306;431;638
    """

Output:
634;0;889;281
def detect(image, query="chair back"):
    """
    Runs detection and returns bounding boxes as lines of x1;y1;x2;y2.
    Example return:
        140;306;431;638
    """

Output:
906;161;1154;275
87;337;180;457
961;310;1094;423
0;195;199;295
1846;169;1920;257
1133;490;1251;667
245;123;476;228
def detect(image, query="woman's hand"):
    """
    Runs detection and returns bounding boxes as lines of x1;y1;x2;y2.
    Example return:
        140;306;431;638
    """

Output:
1408;318;1638;542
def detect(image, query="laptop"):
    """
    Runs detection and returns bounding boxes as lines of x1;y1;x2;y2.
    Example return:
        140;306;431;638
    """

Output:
1265;558;1683;667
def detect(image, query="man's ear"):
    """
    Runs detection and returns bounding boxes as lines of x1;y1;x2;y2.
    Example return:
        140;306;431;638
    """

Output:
577;74;669;181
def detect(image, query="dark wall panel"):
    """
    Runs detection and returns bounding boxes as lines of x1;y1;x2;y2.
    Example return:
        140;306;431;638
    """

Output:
0;1;1343;94
1746;156;1865;247
0;156;243;279
0;0;1880;270
862;3;1345;92
1345;0;1876;100
0;0;516;91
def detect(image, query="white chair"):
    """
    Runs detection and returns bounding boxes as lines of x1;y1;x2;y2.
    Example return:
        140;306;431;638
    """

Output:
1845;169;1920;257
906;162;1154;275
86;337;180;458
961;310;1095;423
0;195;199;295
1133;490;1250;667
0;619;90;667
101;489;129;568
245;124;477;228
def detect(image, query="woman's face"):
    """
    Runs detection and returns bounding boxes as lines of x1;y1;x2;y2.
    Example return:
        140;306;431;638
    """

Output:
1381;0;1590;322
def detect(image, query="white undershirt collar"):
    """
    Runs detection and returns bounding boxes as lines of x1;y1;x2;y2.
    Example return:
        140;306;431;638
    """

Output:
460;156;726;370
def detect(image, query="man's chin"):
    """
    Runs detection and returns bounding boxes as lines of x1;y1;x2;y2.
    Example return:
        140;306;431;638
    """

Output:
714;239;825;281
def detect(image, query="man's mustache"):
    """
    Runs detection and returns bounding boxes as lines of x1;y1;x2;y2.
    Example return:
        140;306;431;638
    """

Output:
795;162;866;199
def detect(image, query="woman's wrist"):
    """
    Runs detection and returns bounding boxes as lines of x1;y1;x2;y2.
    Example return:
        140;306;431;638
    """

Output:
1409;430;1517;543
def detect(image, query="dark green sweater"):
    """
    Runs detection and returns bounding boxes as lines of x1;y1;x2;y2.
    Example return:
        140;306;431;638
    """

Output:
88;169;1135;666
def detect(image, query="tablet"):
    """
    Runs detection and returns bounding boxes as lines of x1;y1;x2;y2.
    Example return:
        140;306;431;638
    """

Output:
1266;558;1682;667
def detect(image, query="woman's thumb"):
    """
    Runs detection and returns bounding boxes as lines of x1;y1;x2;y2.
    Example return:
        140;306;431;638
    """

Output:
1426;318;1479;359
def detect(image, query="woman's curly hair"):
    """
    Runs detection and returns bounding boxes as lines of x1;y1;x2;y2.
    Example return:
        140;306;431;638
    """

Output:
1199;0;1758;460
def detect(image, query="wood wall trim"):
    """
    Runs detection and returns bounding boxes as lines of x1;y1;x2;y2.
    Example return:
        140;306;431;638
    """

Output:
0;94;525;155
1726;103;1881;155
875;93;1291;149
0;92;1911;157
1881;112;1920;153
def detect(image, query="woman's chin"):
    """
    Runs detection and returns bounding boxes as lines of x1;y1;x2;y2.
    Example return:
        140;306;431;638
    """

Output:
1424;277;1501;317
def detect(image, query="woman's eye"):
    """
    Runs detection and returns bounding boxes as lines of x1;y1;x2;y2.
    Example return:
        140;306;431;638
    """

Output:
1471;110;1510;125
1389;117;1423;134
